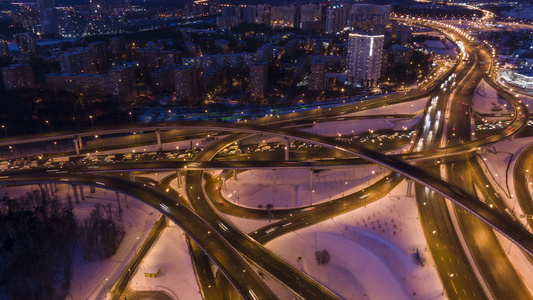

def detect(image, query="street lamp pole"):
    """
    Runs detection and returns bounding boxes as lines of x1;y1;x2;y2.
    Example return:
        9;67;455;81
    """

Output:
45;120;51;132
343;181;347;196
89;115;94;127
1;125;7;136
368;170;375;186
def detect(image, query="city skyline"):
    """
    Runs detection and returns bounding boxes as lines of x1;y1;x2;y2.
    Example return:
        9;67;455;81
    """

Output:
1;0;533;299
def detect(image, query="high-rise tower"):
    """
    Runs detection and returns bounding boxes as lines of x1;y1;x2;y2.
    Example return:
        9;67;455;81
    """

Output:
36;0;58;35
346;32;384;87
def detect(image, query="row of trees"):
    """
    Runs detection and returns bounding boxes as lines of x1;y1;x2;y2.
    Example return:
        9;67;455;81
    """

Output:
0;190;125;299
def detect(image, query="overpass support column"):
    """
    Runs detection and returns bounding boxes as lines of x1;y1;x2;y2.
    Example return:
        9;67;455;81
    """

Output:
124;194;129;208
284;138;290;161
116;192;122;210
72;184;80;204
273;169;276;191
309;169;313;192
155;130;162;151
43;183;52;197
406;179;413;197
234;170;238;181
78;185;85;201
176;170;181;188
73;139;80;156
129;172;135;183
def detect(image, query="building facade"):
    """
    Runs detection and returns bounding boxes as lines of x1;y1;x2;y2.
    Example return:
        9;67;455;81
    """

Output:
2;64;35;89
346;32;384;87
250;62;268;99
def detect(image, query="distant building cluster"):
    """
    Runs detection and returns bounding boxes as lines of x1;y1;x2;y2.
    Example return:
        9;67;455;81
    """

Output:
0;1;443;105
214;2;391;35
10;0;129;38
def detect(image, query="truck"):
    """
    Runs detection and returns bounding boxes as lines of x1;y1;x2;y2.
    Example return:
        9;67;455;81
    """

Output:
45;157;70;165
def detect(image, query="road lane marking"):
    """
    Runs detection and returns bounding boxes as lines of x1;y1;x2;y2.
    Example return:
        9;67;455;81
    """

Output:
451;280;458;294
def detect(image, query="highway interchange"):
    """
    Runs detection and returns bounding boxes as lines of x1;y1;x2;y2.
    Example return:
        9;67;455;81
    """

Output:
3;9;533;300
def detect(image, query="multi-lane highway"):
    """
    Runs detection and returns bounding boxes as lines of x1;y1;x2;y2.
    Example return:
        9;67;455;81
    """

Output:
3;8;533;300
0;174;278;300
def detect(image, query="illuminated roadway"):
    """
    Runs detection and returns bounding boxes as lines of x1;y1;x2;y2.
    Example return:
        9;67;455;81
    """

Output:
2;13;533;300
0;174;277;300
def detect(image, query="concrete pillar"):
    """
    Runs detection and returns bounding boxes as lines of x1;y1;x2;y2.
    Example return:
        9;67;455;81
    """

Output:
129;172;135;182
309;169;313;192
116;192;122;210
406;179;413;197
48;183;55;195
72;184;80;204
78;136;83;150
176;170;181;188
90;186;95;194
38;184;46;198
234;170;238;181
285;138;290;161
43;183;50;197
73;139;80;156
273;169;276;191
156;130;162;151
124;194;129;208
79;185;85;200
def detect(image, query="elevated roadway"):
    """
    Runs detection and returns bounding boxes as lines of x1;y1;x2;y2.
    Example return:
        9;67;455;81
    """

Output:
0;173;278;300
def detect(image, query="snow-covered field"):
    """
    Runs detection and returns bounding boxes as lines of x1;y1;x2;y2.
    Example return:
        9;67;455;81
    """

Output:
478;137;533;294
472;79;513;115
232;178;444;300
130;223;201;300
4;184;159;300
222;167;384;209
502;6;533;21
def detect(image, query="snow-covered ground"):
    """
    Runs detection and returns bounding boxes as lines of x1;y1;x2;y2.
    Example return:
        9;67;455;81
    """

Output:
300;117;421;137
130;223;201;300
478;137;533;294
248;179;443;300
502;6;533;21
293;98;428;137
472;79;513;115
477;139;529;219
3;183;159;300
222;167;385;209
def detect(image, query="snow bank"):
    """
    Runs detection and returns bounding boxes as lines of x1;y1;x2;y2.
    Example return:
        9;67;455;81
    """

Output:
472;79;513;115
130;223;201;300
259;180;443;300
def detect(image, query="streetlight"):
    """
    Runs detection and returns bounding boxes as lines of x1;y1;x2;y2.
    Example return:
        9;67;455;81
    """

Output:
368;170;375;186
1;125;7;136
343;181;348;196
45;120;51;132
129;112;133;123
89;115;94;127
